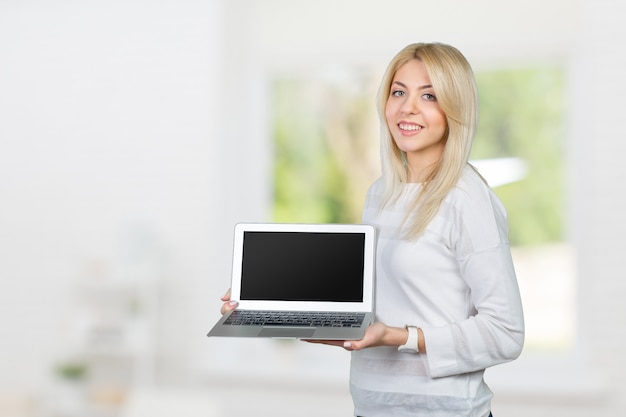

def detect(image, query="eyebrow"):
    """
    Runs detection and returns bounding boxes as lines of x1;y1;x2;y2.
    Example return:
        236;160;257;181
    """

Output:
392;81;433;90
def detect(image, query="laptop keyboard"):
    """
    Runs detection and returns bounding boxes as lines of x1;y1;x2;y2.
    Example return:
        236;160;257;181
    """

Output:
224;310;365;328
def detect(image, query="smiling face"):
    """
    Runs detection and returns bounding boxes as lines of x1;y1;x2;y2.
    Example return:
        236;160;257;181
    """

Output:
385;59;448;182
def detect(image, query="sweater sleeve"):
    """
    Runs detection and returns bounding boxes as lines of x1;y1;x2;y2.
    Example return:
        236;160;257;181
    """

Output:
420;179;525;379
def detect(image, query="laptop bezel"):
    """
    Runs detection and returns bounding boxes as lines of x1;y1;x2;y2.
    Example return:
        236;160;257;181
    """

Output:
229;222;376;313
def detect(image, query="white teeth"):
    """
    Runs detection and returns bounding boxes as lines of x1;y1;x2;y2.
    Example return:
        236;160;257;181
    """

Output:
399;124;422;131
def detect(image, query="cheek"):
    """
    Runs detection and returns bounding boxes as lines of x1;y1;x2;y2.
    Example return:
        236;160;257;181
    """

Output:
427;108;447;130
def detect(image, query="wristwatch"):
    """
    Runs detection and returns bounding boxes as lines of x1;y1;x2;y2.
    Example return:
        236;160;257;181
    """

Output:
398;325;419;353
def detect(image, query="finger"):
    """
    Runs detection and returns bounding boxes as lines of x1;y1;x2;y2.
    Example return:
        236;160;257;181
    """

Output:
220;288;232;302
302;340;346;347
219;300;238;315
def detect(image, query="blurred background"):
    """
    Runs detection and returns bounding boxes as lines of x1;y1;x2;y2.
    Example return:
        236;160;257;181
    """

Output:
1;0;625;416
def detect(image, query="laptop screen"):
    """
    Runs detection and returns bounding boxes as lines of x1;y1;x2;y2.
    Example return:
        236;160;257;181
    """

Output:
239;231;366;302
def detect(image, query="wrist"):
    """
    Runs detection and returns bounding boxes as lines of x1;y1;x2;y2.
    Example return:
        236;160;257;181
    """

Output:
417;327;425;353
381;325;408;347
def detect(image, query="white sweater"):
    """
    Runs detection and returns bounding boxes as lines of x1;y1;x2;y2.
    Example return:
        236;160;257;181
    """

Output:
351;167;524;417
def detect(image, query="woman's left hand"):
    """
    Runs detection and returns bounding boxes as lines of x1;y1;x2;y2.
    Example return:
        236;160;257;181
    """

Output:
304;322;393;351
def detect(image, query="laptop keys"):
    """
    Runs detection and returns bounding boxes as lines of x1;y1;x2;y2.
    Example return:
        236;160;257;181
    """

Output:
224;311;365;328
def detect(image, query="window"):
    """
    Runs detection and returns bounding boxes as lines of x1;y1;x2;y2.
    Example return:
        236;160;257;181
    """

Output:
271;67;574;351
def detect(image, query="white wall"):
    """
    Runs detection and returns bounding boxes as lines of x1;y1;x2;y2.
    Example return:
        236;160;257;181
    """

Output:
0;0;227;389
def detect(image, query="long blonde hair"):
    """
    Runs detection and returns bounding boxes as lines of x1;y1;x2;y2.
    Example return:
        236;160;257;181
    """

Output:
376;42;479;239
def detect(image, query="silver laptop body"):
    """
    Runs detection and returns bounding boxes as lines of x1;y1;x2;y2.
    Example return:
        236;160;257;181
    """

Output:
207;222;376;340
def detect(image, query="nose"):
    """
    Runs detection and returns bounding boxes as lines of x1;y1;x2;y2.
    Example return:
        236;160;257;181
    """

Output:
400;96;420;115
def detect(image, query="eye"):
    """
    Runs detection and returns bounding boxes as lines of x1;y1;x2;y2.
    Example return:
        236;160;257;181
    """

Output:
391;90;406;97
422;93;437;101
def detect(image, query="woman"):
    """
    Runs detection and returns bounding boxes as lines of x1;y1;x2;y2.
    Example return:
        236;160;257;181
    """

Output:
222;42;524;417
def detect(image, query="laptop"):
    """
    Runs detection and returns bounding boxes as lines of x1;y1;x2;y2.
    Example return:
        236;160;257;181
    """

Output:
207;222;376;340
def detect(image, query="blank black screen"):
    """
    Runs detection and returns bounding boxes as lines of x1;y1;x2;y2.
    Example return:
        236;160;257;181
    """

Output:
239;231;366;302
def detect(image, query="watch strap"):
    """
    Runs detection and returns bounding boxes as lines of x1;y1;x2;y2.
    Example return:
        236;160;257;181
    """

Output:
398;325;419;353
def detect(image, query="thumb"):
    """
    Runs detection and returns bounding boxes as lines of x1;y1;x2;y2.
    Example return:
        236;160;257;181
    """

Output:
220;300;238;315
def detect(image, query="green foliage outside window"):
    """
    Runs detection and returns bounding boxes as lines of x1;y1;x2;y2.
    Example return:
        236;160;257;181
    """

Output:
473;68;565;245
272;77;378;224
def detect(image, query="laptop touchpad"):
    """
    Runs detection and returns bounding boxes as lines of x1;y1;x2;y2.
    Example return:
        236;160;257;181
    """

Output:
259;328;316;338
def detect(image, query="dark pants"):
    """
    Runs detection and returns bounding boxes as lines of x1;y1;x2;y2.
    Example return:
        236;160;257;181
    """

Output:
356;413;493;417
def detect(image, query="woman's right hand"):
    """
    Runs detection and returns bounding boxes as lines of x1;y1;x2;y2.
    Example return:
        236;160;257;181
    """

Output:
220;288;238;315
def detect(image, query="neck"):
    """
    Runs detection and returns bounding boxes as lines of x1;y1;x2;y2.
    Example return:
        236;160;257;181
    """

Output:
406;160;438;183
404;146;444;183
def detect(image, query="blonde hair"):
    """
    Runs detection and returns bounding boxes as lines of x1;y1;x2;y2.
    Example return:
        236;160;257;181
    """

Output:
376;42;479;239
